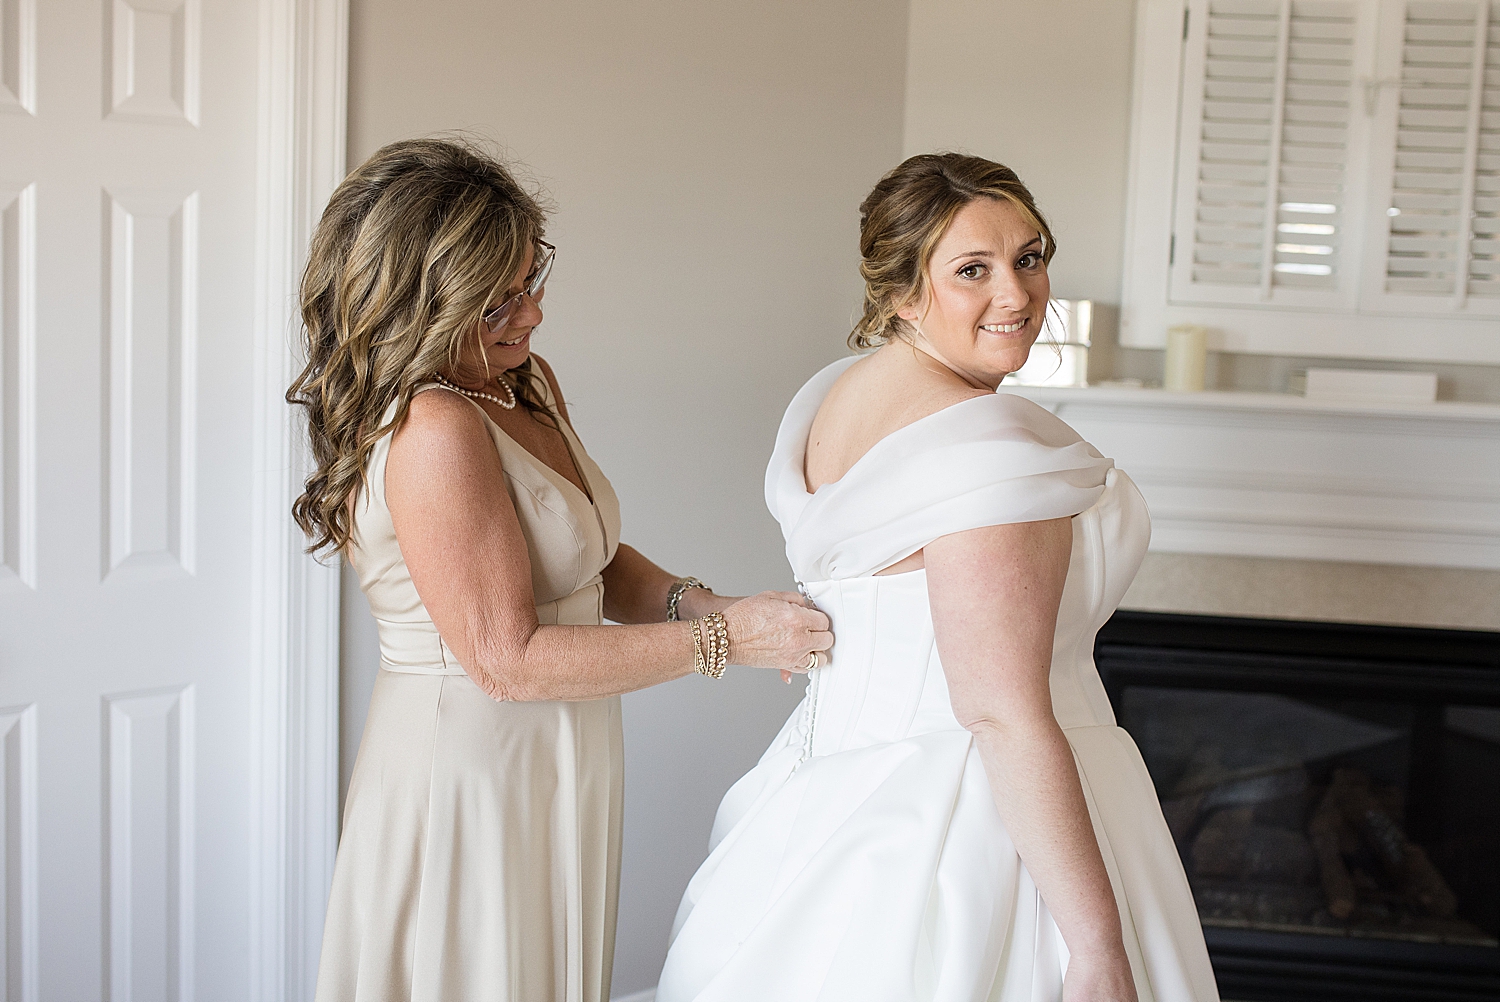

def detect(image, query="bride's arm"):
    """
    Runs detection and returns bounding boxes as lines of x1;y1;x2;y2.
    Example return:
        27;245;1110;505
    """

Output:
386;389;829;702
925;519;1137;1002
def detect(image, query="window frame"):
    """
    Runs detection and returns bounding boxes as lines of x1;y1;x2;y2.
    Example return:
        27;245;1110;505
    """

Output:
1121;0;1500;364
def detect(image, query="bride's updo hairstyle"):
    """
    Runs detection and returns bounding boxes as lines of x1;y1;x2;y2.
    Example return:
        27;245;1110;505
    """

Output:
851;153;1056;350
287;137;549;556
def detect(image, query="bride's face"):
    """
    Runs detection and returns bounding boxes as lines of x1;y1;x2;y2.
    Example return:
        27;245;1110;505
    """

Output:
898;197;1049;389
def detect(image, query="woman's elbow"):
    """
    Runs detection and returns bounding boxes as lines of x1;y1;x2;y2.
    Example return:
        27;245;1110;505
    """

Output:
466;631;545;702
952;700;1057;743
472;662;552;703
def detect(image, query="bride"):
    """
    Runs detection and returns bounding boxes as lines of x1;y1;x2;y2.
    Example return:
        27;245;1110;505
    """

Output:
655;154;1219;1002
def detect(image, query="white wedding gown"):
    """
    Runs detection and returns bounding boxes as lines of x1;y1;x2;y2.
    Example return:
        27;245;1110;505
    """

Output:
656;357;1219;1002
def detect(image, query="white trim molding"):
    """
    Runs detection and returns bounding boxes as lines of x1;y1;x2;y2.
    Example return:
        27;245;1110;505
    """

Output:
249;1;347;1000
1005;385;1500;571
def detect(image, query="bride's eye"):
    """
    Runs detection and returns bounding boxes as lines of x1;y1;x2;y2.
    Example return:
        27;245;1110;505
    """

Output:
1016;252;1043;271
957;262;987;280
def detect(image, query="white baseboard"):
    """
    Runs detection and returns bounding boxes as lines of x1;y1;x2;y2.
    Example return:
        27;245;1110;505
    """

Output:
611;990;656;1002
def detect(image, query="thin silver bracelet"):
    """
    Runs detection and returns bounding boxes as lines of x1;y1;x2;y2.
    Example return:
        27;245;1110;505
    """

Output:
666;576;710;622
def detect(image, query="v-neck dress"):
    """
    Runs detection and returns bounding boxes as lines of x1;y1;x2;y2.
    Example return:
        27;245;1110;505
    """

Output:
656;356;1218;1002
316;380;624;1002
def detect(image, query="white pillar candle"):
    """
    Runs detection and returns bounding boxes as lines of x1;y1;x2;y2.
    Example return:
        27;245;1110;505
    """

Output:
1164;324;1209;392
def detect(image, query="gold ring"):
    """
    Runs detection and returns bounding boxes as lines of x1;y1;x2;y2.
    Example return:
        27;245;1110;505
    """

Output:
802;651;818;672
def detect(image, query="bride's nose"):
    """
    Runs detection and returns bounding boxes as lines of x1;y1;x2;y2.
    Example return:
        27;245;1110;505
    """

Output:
989;268;1031;312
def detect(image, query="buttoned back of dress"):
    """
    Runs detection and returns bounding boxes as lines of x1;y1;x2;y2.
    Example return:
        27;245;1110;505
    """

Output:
348;380;622;675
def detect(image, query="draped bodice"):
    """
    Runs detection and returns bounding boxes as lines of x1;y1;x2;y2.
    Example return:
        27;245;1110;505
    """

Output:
767;356;1152;746
349;381;622;675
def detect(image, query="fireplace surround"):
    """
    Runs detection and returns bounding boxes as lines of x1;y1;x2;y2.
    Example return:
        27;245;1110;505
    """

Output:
1095;611;1500;1002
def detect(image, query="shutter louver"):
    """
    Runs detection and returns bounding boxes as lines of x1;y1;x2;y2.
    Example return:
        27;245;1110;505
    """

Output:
1382;2;1489;294
1187;0;1282;291
1276;2;1360;287
1174;0;1362;304
1468;6;1500;296
1371;0;1500;313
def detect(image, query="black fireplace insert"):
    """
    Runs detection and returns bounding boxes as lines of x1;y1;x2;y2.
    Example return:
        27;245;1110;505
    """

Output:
1095;611;1500;1002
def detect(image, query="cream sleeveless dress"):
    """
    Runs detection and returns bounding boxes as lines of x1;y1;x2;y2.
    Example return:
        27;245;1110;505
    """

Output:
657;356;1218;1002
315;381;624;1002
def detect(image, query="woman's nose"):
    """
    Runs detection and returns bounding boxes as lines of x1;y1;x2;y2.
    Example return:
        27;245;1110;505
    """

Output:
515;292;544;327
991;270;1030;311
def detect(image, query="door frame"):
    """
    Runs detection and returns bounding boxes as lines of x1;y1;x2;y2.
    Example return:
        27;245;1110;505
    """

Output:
250;0;347;999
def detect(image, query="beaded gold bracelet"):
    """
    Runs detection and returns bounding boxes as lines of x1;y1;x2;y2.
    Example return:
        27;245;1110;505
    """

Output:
691;611;729;678
708;611;729;676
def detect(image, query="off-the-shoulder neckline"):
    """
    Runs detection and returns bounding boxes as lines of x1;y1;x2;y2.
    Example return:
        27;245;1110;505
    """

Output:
796;381;1032;498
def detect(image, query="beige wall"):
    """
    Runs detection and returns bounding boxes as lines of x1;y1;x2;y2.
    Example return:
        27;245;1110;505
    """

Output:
344;0;909;994
904;0;1139;305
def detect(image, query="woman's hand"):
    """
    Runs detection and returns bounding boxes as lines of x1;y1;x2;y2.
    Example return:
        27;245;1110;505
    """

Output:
1062;949;1138;1002
721;592;831;673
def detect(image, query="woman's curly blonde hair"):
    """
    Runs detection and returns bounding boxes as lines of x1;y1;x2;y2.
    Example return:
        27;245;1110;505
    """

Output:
851;153;1056;350
287;138;549;555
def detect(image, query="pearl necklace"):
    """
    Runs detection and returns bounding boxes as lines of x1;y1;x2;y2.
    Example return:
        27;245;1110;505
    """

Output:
435;373;517;410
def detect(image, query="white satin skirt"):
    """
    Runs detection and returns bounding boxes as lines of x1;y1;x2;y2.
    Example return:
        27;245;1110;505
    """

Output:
315;669;623;1002
657;708;1217;1002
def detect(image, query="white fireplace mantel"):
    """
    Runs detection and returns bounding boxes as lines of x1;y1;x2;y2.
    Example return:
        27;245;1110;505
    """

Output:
1001;386;1500;572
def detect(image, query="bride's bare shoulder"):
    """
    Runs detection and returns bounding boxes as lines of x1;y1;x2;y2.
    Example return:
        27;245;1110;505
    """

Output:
806;346;987;490
819;346;987;432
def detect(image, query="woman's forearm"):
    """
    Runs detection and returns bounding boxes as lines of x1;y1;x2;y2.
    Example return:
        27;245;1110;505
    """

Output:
470;546;800;700
601;544;674;624
601;543;734;625
472;618;698;702
467;585;818;701
968;715;1126;961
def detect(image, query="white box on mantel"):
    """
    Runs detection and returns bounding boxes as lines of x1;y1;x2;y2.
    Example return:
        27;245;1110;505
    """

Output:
1303;368;1438;403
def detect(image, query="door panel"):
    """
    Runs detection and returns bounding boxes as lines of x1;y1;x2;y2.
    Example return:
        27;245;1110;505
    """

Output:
1;0;261;997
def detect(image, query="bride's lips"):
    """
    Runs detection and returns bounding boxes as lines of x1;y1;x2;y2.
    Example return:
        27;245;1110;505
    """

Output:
979;317;1032;337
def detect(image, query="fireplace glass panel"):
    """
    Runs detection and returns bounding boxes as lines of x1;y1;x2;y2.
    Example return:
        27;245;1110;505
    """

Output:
1118;687;1500;949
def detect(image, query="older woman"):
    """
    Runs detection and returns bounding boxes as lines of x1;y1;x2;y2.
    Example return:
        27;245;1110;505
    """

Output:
288;138;831;1002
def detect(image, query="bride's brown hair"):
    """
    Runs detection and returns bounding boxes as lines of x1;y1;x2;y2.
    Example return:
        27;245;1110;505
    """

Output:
287;137;549;555
851;153;1057;350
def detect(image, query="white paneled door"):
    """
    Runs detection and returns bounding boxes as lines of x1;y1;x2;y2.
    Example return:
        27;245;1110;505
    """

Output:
0;0;273;998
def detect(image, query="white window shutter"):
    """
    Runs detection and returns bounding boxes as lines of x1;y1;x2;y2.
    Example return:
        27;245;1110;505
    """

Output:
1171;0;1375;307
1363;0;1500;315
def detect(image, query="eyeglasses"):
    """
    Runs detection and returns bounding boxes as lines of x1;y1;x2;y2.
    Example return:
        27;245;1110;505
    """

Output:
482;240;555;333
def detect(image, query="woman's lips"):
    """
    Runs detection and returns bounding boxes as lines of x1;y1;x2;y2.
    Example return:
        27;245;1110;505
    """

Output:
980;318;1029;335
493;329;530;348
